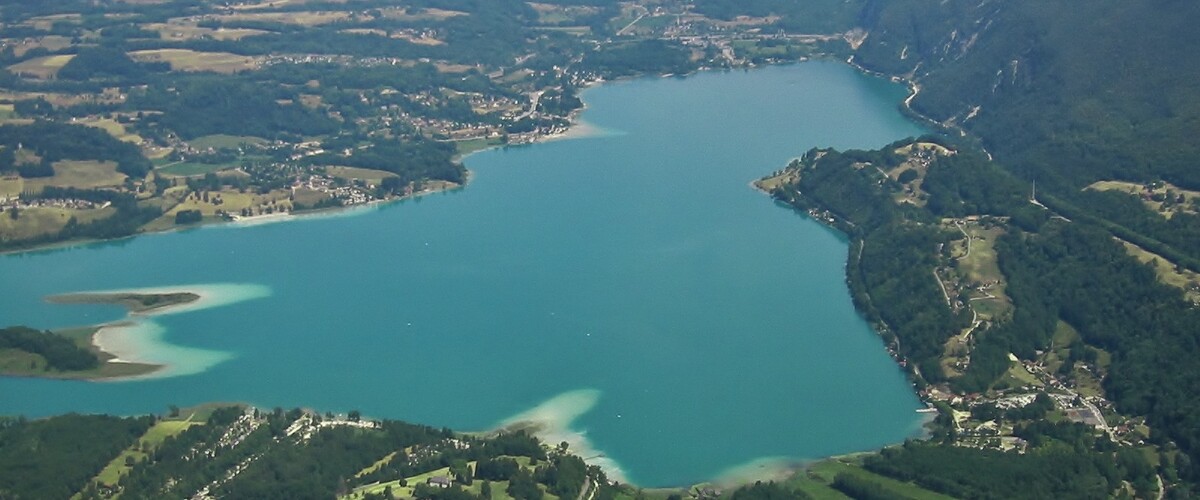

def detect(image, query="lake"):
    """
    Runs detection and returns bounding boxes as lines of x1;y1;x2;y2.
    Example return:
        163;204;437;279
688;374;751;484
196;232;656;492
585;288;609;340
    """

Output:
0;62;927;486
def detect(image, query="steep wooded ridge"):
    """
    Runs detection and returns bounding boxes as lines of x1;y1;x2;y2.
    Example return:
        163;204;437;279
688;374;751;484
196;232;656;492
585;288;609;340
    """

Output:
855;0;1200;191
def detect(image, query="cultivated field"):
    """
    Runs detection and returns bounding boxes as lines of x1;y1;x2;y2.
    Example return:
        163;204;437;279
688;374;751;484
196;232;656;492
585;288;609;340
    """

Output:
7;54;75;79
142;22;268;41
80;117;144;144
129;49;262;73
187;134;268;150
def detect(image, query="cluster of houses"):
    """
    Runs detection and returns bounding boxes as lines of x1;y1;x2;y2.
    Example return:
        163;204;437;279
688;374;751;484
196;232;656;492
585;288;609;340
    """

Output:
2;196;107;211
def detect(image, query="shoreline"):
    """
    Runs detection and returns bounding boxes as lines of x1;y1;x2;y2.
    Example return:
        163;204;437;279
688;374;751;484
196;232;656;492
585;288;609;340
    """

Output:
6;59;942;480
0;173;466;257
486;389;628;484
36;283;271;381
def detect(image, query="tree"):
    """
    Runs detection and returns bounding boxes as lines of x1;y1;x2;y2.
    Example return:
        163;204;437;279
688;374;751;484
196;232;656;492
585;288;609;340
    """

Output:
348;410;361;422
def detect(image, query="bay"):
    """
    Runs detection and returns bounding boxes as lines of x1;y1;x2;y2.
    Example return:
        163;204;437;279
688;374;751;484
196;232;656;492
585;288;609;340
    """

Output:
0;61;927;486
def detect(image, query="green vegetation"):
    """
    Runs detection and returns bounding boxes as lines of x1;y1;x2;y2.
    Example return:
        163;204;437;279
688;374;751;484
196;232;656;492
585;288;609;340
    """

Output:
3;0;1200;496
47;291;199;313
0;413;153;499
0;405;622;500
0;325;99;372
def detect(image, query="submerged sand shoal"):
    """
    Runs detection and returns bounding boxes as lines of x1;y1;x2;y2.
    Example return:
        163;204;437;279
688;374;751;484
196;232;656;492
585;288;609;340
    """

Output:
44;283;271;380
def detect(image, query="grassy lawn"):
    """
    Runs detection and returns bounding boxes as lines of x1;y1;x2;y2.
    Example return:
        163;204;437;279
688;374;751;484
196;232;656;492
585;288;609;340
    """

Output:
188;134;268;150
129;49;262;73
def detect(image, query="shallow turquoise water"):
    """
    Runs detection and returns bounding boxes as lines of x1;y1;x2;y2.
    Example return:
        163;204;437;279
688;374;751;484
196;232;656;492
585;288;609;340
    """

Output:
0;62;926;486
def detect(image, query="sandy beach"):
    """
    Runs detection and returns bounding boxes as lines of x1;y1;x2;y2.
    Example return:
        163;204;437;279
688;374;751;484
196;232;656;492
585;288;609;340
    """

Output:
492;389;628;484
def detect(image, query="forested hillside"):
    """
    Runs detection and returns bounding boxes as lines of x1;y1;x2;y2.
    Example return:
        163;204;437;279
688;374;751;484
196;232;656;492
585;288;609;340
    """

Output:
855;0;1200;191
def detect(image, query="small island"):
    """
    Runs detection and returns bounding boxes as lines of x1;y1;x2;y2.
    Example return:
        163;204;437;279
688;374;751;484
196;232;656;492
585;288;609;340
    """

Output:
0;290;215;380
46;290;200;314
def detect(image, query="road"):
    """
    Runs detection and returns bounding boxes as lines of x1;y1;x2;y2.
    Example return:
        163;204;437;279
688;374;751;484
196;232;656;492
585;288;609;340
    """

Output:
616;12;647;36
955;220;972;258
515;91;544;121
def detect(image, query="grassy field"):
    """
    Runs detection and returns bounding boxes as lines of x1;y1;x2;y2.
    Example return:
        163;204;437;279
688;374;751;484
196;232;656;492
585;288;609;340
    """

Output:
22;160;128;191
454;137;506;157
0;90;103;107
531;26;591;36
188;134;268;150
7;54;75;79
754;168;799;194
0;206;116;240
326;166;397;185
950;222;1012;320
1118;238;1200;303
211;10;353;26
91;417;204;489
1088;179;1200;219
80;117;144;143
781;470;853;499
1041;321;1079;374
354;451;398;478
143;22;268;41
0;175;23;198
8;35;73;57
129;49;262;73
999;354;1043;389
380;7;468;21
801;458;955;500
156;161;235;177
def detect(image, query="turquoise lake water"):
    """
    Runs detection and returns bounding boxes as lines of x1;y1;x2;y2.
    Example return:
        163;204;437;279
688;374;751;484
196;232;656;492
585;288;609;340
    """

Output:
0;62;927;486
